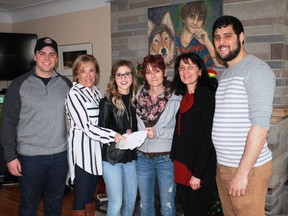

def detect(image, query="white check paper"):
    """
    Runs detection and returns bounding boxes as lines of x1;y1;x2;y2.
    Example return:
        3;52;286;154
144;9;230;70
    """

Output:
116;131;147;150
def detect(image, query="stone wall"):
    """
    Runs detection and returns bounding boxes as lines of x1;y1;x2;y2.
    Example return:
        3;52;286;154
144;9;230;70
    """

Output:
110;0;288;214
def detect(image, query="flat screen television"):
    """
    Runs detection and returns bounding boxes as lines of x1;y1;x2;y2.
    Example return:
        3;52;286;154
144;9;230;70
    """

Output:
0;33;37;80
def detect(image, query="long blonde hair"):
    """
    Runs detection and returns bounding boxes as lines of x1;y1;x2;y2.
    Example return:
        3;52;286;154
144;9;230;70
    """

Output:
105;60;138;115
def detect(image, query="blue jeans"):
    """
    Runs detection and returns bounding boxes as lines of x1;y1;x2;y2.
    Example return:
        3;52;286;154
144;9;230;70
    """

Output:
103;160;137;216
136;152;176;216
18;151;68;216
73;165;99;210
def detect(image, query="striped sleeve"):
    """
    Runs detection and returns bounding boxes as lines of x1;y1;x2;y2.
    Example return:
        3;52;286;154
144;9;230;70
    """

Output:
245;62;275;129
65;89;116;143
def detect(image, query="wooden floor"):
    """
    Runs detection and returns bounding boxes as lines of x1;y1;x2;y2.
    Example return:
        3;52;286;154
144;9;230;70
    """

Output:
0;184;75;216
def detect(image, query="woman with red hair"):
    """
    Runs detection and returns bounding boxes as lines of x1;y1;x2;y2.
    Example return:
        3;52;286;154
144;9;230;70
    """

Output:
136;54;182;216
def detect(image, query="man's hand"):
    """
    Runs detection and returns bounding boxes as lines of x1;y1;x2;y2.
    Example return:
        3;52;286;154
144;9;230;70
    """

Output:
196;28;209;45
228;173;248;197
7;159;22;176
228;125;268;197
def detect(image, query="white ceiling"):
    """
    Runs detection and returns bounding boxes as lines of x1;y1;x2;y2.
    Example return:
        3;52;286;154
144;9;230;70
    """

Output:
0;0;60;11
0;0;110;23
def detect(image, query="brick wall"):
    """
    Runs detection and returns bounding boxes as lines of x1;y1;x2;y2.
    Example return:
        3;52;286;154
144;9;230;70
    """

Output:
111;0;288;214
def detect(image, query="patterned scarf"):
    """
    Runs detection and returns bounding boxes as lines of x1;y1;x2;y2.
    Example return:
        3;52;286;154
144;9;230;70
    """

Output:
137;86;171;127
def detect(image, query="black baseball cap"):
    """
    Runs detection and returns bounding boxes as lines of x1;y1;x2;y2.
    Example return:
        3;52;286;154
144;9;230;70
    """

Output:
34;37;58;54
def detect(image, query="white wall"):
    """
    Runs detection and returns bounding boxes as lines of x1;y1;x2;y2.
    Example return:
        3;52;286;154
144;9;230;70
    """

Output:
0;6;112;93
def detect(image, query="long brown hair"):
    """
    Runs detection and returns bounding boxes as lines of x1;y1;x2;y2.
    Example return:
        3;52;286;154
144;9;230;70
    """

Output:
105;60;138;115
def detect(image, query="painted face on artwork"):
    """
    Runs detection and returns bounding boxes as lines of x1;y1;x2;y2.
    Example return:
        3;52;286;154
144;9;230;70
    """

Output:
114;65;133;95
183;14;204;35
179;58;201;92
34;46;58;77
213;25;243;62
145;63;167;88
76;61;96;90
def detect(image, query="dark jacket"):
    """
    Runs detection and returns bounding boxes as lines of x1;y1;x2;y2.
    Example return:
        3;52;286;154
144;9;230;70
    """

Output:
170;85;216;184
99;95;137;165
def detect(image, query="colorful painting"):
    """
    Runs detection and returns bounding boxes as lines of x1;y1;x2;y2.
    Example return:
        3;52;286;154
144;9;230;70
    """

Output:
148;0;223;68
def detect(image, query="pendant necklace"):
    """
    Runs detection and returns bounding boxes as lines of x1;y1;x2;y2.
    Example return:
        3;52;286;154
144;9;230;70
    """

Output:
125;97;133;134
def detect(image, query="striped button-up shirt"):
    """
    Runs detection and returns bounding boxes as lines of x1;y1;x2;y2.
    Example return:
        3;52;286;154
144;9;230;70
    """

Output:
65;83;116;183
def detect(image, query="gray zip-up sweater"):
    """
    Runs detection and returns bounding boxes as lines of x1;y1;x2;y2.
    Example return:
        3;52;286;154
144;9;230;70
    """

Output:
137;86;182;153
1;68;72;162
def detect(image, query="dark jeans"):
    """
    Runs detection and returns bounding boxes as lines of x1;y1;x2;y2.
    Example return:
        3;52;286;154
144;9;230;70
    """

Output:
73;165;99;210
18;151;68;216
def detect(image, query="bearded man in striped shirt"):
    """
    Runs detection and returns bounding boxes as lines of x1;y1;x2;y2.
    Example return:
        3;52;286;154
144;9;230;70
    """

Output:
212;16;275;216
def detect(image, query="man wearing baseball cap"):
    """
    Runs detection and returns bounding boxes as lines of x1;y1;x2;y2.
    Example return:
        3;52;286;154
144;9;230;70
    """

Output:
1;37;72;216
34;37;58;54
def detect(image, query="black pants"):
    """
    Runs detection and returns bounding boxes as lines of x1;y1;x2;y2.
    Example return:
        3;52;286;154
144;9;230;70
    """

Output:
73;165;99;210
176;183;216;216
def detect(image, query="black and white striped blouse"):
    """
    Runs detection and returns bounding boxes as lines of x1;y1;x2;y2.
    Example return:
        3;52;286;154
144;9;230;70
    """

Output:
65;83;116;183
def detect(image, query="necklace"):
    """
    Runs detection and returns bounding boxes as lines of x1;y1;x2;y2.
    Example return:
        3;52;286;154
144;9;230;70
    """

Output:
125;103;133;134
123;93;133;133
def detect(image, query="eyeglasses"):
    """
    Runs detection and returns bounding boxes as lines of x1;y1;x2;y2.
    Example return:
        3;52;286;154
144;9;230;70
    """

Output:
115;72;132;79
179;64;198;72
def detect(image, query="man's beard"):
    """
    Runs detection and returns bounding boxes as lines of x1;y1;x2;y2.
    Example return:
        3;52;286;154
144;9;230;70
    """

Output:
216;39;241;62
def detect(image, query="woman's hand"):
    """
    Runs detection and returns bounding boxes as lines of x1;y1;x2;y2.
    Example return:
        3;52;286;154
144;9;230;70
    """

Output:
189;176;201;190
114;133;125;143
146;127;155;139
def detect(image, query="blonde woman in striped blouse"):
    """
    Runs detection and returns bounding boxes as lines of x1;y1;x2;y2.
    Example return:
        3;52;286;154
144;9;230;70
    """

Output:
65;55;123;216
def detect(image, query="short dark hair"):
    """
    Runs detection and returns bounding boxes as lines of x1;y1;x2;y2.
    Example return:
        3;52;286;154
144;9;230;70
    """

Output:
212;15;244;38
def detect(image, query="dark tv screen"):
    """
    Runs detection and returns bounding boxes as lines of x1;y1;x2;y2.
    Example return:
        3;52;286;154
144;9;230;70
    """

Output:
0;33;37;80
